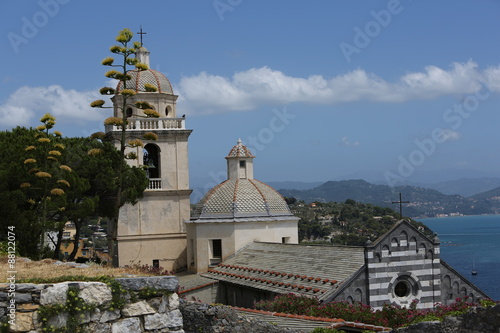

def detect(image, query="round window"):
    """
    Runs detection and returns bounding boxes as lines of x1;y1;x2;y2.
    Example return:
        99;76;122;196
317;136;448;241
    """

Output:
394;281;410;297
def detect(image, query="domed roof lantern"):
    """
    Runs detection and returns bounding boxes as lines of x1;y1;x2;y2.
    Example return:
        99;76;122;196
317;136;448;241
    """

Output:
136;46;150;67
226;139;255;159
225;139;254;180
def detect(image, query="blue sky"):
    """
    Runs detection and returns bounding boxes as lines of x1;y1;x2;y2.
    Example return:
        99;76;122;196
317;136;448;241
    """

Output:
1;0;500;190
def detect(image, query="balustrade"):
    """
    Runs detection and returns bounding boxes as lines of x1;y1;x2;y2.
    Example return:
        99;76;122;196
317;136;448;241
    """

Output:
148;178;162;190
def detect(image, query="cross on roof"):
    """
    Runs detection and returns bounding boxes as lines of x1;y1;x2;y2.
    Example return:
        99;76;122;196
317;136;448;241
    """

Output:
392;193;409;219
137;26;147;46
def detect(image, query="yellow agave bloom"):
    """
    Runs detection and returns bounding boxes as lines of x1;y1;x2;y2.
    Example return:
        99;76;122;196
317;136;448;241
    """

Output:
60;165;72;172
38;138;50;143
88;148;102;156
40;113;55;123
50;188;65;196
25;146;36;151
128;139;144;147
49;150;62;156
24;158;36;164
35;171;52;178
20;182;31;188
57;179;70;187
143;132;158;141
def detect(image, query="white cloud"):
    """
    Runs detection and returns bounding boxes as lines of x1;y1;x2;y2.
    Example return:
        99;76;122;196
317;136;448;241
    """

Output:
441;129;462;142
177;61;500;114
341;136;360;147
0;85;105;130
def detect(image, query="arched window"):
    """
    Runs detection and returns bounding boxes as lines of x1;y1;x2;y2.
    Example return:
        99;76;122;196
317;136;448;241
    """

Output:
409;237;417;251
399;231;408;247
418;243;426;256
453;281;459;298
165;105;171;117
391;237;399;248
126;107;133;118
144;144;160;179
382;245;390;257
354;288;362;302
346;296;354;304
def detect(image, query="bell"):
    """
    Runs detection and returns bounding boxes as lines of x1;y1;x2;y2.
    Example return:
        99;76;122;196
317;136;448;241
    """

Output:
147;159;156;169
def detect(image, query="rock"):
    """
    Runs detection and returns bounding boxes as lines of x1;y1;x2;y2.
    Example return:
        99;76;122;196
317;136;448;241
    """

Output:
121;300;155;317
40;283;68;305
9;312;34;332
144;313;170;330
47;312;68;329
78;282;112;306
100;309;121;323
111;317;141;333
115;276;178;291
14;293;32;303
168;293;180;311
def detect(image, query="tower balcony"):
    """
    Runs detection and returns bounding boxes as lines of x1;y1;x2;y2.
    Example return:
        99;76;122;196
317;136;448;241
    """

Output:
105;117;185;132
147;178;162;190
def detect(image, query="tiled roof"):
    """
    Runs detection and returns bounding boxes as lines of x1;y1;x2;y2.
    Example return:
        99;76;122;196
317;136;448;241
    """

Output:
202;242;365;301
234;308;391;332
116;69;174;94
226;139;255;158
190;179;294;220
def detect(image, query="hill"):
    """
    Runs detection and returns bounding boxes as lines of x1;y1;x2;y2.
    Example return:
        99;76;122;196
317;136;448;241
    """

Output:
279;179;494;218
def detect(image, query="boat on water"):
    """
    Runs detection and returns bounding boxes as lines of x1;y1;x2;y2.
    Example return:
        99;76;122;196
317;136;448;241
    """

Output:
471;260;477;275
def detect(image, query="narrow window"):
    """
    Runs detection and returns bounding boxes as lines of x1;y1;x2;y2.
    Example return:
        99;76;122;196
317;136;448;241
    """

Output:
153;259;159;269
126;107;133;117
210;239;222;266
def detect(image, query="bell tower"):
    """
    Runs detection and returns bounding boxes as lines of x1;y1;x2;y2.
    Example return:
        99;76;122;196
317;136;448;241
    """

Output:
106;45;192;271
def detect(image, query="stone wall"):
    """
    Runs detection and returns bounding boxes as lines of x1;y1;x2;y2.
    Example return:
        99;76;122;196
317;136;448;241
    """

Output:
180;300;298;333
0;276;183;332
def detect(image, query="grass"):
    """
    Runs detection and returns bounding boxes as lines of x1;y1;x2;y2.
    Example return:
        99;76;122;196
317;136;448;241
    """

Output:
0;256;160;282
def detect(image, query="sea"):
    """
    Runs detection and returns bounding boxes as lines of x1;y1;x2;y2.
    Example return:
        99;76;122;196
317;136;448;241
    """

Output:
417;215;500;301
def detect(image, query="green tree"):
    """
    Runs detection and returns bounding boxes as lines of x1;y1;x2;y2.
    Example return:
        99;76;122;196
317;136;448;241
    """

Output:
90;28;159;266
20;114;71;258
62;137;148;261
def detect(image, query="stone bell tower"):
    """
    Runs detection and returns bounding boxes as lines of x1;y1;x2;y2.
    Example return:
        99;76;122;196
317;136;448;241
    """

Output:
106;45;192;271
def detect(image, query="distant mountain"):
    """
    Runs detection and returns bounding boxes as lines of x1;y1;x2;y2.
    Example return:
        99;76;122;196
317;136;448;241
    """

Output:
278;179;494;218
265;181;323;191
431;178;500;197
371;177;500;197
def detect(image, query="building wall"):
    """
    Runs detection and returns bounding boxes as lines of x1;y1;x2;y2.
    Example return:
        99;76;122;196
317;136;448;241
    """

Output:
330;267;368;304
217;282;275;308
365;222;441;310
187;219;298;274
440;261;489;304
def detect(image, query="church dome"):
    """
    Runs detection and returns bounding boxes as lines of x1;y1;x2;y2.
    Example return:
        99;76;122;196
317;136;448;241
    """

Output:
116;69;174;94
192;178;292;219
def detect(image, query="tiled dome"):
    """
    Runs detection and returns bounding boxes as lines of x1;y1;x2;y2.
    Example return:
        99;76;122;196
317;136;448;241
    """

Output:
192;179;292;219
226;139;254;158
116;69;174;94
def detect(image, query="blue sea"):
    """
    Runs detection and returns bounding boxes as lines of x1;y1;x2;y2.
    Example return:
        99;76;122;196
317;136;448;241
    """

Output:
417;215;500;301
